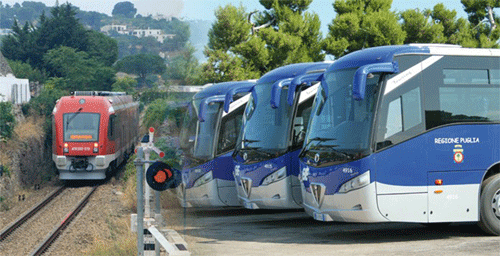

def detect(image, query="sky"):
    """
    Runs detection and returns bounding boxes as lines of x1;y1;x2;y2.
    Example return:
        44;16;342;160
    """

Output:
0;0;471;35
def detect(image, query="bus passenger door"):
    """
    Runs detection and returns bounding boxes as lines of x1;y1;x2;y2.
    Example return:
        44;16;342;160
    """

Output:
374;57;428;222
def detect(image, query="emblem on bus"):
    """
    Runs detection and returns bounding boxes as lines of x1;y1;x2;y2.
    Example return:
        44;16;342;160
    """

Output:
310;183;326;207
300;167;310;182
453;144;464;163
314;153;320;163
241;178;252;198
243;153;248;161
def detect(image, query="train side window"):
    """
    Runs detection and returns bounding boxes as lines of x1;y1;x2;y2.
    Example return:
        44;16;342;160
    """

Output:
108;114;116;140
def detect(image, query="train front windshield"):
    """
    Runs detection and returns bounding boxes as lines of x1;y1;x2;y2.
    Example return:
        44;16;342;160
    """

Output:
63;113;100;142
302;68;381;167
235;83;293;162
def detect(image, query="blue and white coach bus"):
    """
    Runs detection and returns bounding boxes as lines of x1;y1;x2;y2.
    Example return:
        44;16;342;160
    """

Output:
233;62;331;209
299;44;500;235
178;80;255;207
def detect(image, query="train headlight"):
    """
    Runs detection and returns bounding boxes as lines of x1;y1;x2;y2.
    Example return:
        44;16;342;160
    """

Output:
63;143;69;153
95;156;106;167
338;171;370;193
261;167;286;186
56;156;66;166
193;171;213;187
93;143;99;153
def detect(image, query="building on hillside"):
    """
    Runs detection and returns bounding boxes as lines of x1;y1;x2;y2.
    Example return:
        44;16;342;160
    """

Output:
100;24;129;35
100;24;175;43
130;28;175;43
0;52;30;104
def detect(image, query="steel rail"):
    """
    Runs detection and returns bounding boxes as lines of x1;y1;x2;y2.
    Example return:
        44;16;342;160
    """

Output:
0;186;66;241
30;186;98;256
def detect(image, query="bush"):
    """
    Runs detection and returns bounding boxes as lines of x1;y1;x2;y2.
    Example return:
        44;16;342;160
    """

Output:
0;102;15;140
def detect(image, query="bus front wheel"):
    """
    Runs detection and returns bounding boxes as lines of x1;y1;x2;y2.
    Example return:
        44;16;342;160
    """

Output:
479;174;500;235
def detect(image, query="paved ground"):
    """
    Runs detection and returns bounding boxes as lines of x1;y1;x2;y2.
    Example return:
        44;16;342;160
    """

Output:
163;207;500;256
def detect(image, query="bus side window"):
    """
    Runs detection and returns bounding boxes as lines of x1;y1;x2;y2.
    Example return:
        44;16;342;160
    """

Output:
217;107;244;155
376;87;423;150
292;96;314;149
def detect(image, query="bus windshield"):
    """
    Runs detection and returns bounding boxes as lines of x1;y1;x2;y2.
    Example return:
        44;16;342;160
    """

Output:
64;113;100;142
302;68;380;167
235;83;293;162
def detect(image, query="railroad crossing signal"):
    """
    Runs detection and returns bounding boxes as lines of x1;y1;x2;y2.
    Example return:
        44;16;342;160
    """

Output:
146;161;181;191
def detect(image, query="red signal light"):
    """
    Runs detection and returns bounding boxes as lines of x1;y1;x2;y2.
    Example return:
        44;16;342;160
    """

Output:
145;161;180;191
154;170;167;183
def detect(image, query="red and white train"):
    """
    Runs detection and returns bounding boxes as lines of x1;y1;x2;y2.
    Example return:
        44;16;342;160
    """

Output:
52;91;139;180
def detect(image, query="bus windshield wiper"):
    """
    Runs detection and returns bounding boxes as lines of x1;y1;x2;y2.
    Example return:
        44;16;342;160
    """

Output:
241;146;276;159
242;138;260;144
299;137;336;157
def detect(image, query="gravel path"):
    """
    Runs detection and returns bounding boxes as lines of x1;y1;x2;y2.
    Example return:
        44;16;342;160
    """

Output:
0;186;92;256
46;182;131;256
0;184;60;228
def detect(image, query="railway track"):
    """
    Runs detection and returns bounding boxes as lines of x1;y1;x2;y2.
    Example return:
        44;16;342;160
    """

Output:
0;185;98;255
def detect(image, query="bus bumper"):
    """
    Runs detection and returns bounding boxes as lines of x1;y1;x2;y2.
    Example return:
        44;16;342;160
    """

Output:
301;182;387;222
177;179;239;207
237;176;302;209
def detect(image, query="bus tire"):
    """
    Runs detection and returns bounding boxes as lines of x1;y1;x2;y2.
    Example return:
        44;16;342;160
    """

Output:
479;174;500;235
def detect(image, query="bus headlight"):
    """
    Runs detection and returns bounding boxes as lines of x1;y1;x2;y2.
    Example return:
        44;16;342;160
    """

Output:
193;171;213;187
261;167;286;186
338;171;370;193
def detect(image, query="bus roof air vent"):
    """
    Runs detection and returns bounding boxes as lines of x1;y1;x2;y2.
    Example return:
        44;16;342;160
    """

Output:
408;43;462;48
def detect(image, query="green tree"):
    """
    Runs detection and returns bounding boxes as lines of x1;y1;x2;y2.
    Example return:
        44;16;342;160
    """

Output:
112;77;137;94
114;54;166;87
27;87;66;117
2;3;118;75
86;30;119;66
0;102;15;140
112;1;137;18
43;46;115;92
400;9;445;44
7;59;46;83
201;1;324;83
323;0;406;57
164;45;200;84
461;0;500;48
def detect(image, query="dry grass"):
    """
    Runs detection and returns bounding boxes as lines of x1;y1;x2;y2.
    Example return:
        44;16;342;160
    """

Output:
84;214;137;256
123;175;137;212
0;116;45;172
13;116;44;141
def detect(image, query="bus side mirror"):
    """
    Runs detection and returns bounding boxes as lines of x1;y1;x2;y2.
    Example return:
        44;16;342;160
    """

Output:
270;78;292;109
353;61;399;100
287;72;324;106
223;83;255;113
146;161;181;191
198;95;225;122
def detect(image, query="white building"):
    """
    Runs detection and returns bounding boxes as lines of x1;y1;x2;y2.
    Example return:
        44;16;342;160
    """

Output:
0;53;31;104
0;75;30;104
100;24;129;35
